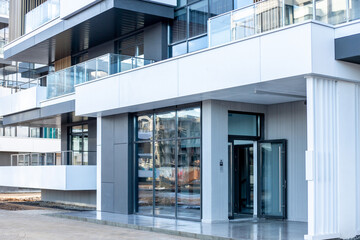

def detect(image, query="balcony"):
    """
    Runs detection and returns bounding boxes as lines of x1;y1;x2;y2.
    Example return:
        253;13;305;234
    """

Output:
209;0;360;47
45;54;154;99
24;0;60;34
0;151;96;190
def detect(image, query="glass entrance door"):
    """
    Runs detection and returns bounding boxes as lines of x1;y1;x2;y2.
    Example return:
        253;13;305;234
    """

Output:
228;140;254;219
258;140;287;219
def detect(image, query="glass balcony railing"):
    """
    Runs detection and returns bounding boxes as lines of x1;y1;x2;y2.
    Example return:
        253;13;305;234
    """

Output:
45;53;154;99
24;0;60;34
209;0;360;47
0;0;9;17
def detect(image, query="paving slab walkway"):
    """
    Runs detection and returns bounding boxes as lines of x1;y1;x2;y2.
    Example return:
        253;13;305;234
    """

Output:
52;210;307;240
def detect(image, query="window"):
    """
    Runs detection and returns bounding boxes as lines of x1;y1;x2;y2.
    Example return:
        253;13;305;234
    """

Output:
69;124;89;165
169;0;209;56
135;106;201;220
228;112;262;138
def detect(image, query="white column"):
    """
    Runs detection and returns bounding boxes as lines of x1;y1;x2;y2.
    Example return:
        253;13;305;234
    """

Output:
337;81;357;239
305;77;358;240
202;100;229;223
96;116;102;211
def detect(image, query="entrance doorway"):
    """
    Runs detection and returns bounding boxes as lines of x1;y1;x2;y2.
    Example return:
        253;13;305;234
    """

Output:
228;140;255;219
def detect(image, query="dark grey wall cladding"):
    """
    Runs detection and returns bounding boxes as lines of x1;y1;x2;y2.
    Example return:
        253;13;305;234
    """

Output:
335;33;360;64
114;0;174;18
3;100;75;125
101;113;134;214
144;22;168;61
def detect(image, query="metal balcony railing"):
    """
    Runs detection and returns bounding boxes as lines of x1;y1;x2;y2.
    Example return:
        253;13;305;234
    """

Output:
10;151;96;166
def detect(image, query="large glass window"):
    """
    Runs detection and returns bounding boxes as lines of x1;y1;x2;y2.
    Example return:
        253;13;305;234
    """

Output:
210;0;233;16
189;0;209;38
169;0;210;56
135;105;201;220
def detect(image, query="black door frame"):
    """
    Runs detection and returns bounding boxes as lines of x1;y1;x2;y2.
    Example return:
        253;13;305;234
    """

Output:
257;139;287;219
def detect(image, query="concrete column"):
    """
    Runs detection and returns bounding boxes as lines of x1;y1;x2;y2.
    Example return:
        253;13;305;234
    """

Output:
96;116;102;211
305;77;358;239
202;100;228;223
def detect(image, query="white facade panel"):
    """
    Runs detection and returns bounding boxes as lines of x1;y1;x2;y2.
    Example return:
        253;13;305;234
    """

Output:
260;24;312;82
266;101;308;222
60;0;102;19
143;0;176;6
0;86;46;116
0;137;60;153
0;166;96;190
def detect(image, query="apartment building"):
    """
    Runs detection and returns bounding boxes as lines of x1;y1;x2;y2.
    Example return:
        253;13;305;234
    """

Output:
0;0;359;239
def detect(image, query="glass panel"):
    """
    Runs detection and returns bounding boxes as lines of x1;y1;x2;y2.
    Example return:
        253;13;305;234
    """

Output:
284;0;313;25
85;58;97;82
260;142;285;217
76;63;86;85
83;133;88;165
72;125;83;133
232;6;255;40
188;35;208;52
178;107;201;138
210;0;233;17
72;135;83;165
177;139;201;219
137;114;153;141
154;141;176;217
349;0;360;21
97;55;109;79
234;141;254;215
316;0;347;24
17;126;29;138
189;0;208;38
256;0;283;34
171;42;187;57
234;0;254;9
137;142;154;215
155;111;176;139
209;13;231;47
171;8;187;43
24;0;60;33
119;55;133;72
228;113;259;136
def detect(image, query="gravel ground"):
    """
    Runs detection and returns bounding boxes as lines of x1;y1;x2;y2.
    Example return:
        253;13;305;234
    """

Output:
0;209;193;240
0;193;193;240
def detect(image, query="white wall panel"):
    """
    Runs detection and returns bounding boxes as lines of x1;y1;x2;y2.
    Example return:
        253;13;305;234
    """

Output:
266;101;308;222
0;86;46;116
0;166;96;190
0;137;60;153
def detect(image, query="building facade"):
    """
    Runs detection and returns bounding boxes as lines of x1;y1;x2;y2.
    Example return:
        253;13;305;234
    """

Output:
0;0;360;239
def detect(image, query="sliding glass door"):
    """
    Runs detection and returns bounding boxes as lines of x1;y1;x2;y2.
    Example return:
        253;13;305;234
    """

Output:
258;140;287;219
